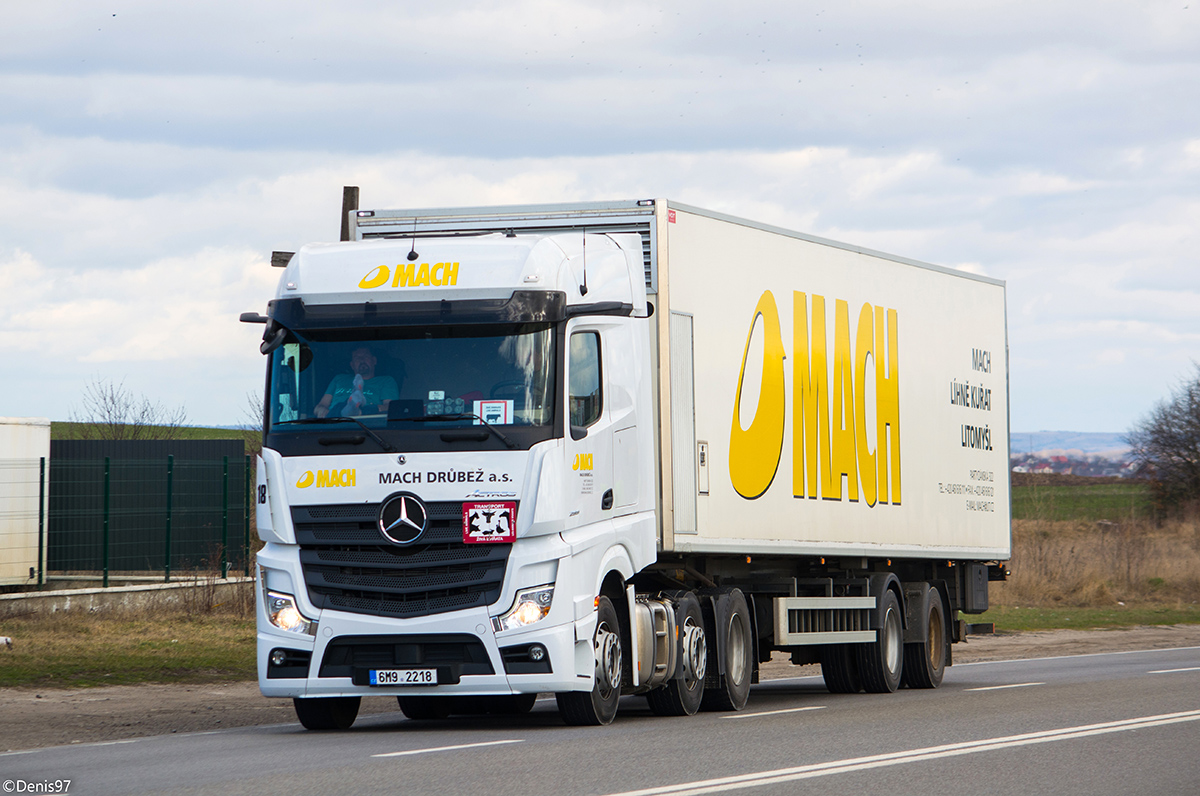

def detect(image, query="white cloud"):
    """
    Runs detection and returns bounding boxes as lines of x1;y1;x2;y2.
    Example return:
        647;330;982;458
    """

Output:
2;0;1199;432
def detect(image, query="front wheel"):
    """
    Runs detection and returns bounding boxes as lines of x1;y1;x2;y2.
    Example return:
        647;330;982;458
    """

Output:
857;589;904;693
293;696;360;730
557;595;623;725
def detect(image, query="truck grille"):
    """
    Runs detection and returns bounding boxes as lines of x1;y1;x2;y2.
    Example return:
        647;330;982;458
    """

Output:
293;502;512;620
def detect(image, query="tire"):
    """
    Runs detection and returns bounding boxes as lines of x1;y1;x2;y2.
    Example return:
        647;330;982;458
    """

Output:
856;589;904;693
700;588;753;712
556;595;623;725
398;695;452;720
292;696;360;730
901;586;948;689
819;644;863;694
646;592;707;717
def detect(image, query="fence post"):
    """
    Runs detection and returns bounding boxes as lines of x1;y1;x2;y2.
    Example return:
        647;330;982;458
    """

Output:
37;456;45;587
102;456;110;588
165;455;174;583
244;454;251;577
221;455;229;579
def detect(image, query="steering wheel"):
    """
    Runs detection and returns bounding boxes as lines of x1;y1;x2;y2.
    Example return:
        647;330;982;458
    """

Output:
490;380;526;399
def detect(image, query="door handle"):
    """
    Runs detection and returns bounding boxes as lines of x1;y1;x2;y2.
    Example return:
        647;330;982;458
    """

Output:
601;489;614;511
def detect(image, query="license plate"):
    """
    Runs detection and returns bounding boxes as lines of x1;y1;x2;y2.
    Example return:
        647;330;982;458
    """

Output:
369;668;438;686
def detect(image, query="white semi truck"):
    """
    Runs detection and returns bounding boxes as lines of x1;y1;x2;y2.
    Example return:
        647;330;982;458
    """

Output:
243;193;1010;729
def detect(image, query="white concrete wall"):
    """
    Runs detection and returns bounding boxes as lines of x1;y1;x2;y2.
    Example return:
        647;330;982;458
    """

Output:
0;417;51;585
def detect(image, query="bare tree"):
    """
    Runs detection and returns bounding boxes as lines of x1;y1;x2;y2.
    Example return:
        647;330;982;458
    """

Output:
239;390;265;458
68;378;189;441
1126;363;1200;514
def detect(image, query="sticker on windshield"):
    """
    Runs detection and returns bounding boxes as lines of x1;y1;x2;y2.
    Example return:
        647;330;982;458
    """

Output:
463;501;517;543
474;400;513;425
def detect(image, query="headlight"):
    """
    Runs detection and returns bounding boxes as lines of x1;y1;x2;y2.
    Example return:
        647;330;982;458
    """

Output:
493;585;554;633
266;590;317;636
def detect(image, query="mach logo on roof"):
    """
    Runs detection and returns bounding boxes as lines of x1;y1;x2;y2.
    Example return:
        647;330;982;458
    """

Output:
359;262;460;289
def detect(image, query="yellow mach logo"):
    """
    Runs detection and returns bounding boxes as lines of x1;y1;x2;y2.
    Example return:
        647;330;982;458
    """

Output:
358;262;460;289
296;469;357;489
729;291;901;506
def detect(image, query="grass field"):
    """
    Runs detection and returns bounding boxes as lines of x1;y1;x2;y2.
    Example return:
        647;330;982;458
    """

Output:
2;473;1195;689
1011;480;1153;522
0;613;256;689
972;604;1200;632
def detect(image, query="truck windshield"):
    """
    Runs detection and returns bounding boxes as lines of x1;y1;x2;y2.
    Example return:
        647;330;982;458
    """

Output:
266;323;556;450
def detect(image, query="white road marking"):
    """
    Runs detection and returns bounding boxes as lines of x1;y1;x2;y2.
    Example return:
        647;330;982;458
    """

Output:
372;739;524;758
596;710;1200;796
1148;666;1200;674
721;706;826;720
965;682;1045;692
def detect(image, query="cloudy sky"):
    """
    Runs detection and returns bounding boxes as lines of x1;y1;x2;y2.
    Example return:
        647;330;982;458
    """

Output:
2;0;1197;433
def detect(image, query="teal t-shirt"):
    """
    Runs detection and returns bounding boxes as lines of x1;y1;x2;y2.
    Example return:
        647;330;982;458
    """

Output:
324;374;400;412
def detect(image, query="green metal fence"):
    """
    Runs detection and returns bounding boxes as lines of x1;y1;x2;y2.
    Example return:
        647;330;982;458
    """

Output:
46;441;252;586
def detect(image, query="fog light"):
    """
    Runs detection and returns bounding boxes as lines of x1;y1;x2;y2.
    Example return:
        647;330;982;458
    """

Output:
271;649;287;666
528;644;546;662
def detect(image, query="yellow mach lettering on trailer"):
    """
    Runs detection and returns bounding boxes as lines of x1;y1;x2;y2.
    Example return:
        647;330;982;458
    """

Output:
729;291;901;505
728;292;786;499
357;262;460;289
295;469;357;488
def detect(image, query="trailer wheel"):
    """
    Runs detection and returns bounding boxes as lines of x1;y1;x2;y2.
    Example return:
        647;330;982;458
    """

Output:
557;595;622;725
293;696;360;730
398;695;452;720
901;587;947;689
647;592;707;716
819;644;863;694
700;588;753;711
856;589;904;693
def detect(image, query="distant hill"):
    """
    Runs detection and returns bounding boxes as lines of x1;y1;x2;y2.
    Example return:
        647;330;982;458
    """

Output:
1010;431;1130;459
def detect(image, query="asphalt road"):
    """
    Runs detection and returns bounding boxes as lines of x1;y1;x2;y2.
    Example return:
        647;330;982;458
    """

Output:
5;646;1200;796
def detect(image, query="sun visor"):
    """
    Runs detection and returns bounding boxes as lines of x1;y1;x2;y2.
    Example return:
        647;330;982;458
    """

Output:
267;291;567;329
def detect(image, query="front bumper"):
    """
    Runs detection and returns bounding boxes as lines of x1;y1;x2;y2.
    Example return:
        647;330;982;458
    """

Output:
258;606;585;699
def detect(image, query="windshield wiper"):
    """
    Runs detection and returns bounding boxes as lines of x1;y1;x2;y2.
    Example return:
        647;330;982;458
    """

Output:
286;416;397;453
391;413;519;450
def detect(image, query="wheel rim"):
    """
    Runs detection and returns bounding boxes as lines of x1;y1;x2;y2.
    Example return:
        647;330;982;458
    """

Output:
594;621;621;699
726;611;748;686
883;605;902;676
927;605;945;670
681;616;707;687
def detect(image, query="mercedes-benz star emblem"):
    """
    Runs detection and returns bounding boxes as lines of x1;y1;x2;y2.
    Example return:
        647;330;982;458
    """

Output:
378;493;428;545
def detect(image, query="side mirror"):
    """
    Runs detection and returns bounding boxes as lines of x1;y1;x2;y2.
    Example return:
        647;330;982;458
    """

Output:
570;425;588;441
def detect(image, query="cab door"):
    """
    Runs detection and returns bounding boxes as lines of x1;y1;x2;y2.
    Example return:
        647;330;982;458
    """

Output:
563;321;614;530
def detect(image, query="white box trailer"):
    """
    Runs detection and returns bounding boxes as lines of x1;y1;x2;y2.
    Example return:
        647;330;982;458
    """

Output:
0;417;51;586
246;195;1009;729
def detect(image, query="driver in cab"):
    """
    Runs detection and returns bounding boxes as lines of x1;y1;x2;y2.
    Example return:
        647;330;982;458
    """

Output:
313;346;401;418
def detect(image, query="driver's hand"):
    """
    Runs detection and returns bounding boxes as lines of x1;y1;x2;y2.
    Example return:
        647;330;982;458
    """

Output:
314;405;328;418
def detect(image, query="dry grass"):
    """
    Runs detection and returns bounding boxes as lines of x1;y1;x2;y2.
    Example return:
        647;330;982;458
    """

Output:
0;581;257;688
993;511;1200;608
